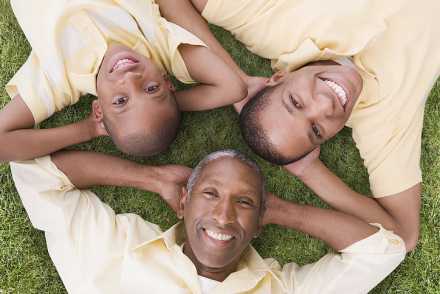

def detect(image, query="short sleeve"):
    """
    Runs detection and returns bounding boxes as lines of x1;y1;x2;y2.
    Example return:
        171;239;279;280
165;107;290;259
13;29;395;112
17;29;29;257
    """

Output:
6;52;64;124
365;107;423;197
163;22;207;84
281;224;406;294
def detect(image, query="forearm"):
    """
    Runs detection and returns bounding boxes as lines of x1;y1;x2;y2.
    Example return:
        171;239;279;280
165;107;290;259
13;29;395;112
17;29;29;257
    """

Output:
176;44;246;111
176;83;243;111
51;151;162;193
265;194;377;251
157;0;247;80
297;160;396;230
0;119;94;162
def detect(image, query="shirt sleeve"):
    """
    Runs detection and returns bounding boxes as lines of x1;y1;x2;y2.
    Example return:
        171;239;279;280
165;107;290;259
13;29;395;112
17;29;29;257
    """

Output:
282;224;406;294
6;52;64;124
9;156;161;292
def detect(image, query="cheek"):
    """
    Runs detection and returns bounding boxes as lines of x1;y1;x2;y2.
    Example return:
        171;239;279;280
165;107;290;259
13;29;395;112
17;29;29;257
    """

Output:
237;211;260;238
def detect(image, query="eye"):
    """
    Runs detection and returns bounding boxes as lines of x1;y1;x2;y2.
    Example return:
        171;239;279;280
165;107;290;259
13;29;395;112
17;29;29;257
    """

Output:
145;83;160;94
289;94;302;109
237;197;254;208
203;191;217;200
112;96;128;106
312;124;321;138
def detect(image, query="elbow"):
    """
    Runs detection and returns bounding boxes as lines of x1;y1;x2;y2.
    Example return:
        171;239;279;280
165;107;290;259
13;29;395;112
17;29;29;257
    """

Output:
230;78;248;104
393;224;419;253
402;231;419;253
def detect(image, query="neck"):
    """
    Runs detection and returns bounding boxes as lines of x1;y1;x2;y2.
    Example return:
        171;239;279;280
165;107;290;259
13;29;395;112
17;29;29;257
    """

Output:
183;242;239;282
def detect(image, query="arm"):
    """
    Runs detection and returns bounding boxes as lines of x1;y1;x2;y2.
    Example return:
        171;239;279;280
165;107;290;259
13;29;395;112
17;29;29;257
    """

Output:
157;0;246;81
51;150;191;212
175;44;247;111
264;193;406;293
0;96;104;162
10;152;189;289
284;148;420;251
157;0;269;111
264;193;377;251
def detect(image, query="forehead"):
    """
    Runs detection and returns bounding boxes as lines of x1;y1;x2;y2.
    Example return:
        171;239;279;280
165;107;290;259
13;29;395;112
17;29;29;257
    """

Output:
195;157;262;193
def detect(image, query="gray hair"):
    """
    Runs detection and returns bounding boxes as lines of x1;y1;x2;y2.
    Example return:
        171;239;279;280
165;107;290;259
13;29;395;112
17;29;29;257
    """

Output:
187;150;266;213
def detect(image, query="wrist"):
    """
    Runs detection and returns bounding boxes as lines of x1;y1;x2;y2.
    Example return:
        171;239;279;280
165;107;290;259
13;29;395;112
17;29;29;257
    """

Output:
137;165;163;194
296;158;322;181
263;194;285;225
78;117;96;141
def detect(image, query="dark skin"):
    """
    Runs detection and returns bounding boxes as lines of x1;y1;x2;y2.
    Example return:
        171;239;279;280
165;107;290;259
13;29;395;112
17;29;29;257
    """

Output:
51;150;380;282
177;158;263;281
0;37;246;162
183;0;420;252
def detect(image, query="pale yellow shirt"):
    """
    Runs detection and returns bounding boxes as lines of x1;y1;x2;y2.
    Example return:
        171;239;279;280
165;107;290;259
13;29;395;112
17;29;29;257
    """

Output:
5;0;205;124
11;156;405;294
202;0;440;197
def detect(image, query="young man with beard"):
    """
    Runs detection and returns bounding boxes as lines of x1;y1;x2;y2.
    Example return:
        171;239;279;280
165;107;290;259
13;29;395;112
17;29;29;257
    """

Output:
11;150;405;293
161;0;440;252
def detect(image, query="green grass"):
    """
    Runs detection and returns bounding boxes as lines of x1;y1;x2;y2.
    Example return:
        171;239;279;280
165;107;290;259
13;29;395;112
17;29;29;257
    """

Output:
0;1;439;293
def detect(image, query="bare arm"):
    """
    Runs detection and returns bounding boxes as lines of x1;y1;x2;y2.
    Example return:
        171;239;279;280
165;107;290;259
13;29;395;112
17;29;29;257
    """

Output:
157;0;269;111
0;96;103;163
284;149;420;251
176;44;247;111
52;150;191;212
157;0;247;80
264;193;378;251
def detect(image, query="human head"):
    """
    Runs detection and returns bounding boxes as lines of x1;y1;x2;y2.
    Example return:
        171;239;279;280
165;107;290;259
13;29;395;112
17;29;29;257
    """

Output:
95;43;180;156
240;62;363;165
179;150;266;271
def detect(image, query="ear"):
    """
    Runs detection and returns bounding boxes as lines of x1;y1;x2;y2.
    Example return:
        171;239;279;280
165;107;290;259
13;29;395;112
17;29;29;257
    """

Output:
177;186;189;219
267;70;288;86
92;100;107;130
92;100;104;122
164;74;176;92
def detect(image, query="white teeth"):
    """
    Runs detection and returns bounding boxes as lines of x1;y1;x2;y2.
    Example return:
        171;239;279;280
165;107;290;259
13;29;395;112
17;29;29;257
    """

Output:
206;230;233;241
112;58;136;72
324;80;348;107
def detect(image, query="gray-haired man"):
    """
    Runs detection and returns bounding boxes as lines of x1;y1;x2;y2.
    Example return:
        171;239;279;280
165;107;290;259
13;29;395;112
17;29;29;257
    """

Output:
11;150;405;293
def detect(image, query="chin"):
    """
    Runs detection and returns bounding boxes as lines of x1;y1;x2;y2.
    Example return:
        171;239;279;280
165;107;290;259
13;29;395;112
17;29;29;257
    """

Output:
196;253;235;269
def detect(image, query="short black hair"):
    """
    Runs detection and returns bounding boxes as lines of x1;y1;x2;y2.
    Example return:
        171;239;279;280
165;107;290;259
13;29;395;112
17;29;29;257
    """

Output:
106;110;181;157
239;87;311;165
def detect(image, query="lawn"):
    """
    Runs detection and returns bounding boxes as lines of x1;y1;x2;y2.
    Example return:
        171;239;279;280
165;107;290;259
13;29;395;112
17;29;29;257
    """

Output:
0;0;439;293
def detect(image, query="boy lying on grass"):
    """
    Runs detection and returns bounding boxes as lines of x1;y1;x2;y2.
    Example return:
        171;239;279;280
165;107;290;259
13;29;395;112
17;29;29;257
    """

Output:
0;0;246;162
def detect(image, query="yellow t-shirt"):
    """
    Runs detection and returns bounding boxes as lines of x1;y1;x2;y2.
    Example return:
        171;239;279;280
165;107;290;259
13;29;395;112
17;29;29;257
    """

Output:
203;0;440;197
10;156;405;293
6;0;205;124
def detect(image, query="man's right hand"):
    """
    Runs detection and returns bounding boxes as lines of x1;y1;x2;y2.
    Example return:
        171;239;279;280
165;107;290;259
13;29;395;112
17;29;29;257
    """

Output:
154;165;192;214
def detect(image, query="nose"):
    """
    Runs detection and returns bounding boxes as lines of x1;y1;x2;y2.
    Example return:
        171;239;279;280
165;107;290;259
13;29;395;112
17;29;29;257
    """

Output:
122;71;143;91
212;199;236;226
304;94;334;120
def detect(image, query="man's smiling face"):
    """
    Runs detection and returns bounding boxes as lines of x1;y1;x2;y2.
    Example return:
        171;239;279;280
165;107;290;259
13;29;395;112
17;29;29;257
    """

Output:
182;157;263;269
95;43;179;156
241;62;363;164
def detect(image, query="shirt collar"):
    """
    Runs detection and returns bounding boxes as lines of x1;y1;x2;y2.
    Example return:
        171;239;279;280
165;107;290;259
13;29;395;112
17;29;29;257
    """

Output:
130;222;286;292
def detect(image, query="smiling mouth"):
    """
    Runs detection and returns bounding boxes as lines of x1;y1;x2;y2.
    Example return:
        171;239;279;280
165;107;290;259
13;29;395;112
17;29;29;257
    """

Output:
110;57;138;73
323;79;348;109
205;229;234;241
